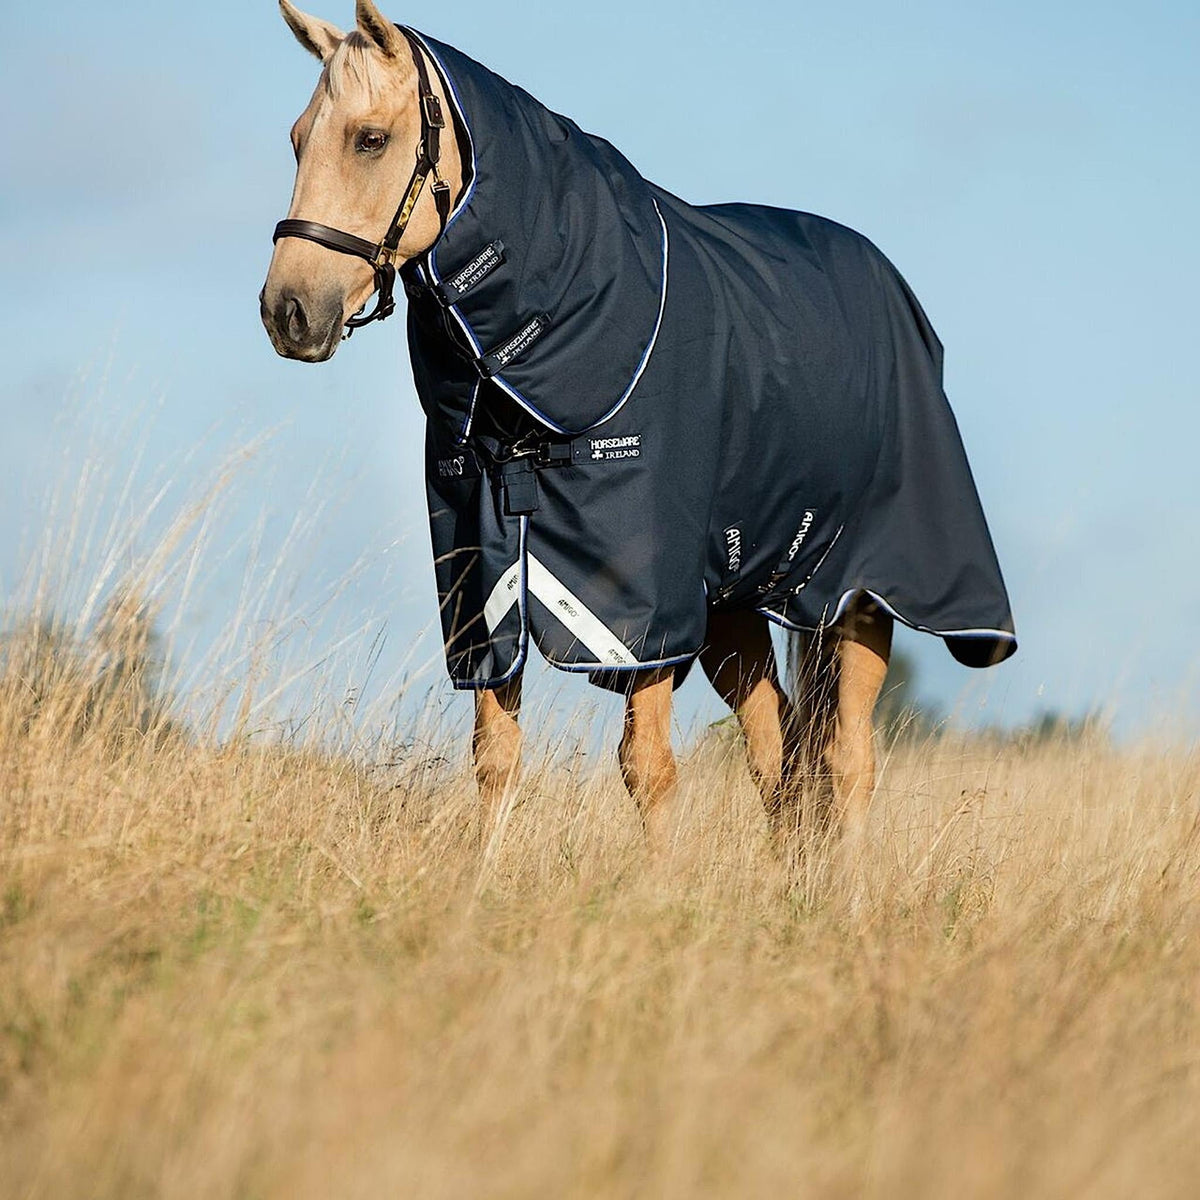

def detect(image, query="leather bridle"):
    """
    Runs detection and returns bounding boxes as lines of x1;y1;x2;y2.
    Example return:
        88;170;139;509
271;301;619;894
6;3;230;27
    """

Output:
272;27;453;335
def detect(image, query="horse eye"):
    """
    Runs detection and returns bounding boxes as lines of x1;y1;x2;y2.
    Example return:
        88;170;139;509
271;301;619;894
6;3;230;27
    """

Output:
356;130;389;155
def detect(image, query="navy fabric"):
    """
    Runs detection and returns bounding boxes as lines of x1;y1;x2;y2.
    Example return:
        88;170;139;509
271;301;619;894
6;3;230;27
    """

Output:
402;30;1017;690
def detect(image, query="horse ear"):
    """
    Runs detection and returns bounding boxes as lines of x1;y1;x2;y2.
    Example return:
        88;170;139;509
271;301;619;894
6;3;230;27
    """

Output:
355;0;404;59
279;1;345;62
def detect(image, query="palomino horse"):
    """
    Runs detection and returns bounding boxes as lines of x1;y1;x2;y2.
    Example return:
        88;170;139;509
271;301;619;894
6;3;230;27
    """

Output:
260;4;1012;859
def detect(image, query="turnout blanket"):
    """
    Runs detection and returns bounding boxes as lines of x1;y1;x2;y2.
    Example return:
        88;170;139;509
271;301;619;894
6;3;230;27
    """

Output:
399;30;1017;690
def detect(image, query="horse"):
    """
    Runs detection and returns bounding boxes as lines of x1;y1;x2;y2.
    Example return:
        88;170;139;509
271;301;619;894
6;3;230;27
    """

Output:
261;1;1016;857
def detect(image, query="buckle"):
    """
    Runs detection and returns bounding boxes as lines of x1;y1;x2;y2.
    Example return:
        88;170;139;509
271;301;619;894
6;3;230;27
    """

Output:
534;441;572;468
422;94;446;129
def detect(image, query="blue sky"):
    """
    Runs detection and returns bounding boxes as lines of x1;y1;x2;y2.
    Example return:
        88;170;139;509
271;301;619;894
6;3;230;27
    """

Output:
1;0;1198;739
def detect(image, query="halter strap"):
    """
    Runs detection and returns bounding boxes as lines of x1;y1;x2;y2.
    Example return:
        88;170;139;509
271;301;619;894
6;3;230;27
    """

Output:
272;27;454;335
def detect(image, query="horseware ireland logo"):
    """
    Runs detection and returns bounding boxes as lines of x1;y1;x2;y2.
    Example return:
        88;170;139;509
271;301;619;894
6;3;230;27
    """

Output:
589;435;641;462
441;241;504;303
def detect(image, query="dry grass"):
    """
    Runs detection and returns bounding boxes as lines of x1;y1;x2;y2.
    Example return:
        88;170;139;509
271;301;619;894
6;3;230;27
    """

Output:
2;617;1199;1199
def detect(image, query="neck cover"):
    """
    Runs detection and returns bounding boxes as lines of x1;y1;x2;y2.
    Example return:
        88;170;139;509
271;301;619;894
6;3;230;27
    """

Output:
404;34;667;437
401;30;1017;690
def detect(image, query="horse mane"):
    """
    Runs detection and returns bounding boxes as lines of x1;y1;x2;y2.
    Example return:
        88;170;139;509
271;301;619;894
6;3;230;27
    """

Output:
324;31;393;101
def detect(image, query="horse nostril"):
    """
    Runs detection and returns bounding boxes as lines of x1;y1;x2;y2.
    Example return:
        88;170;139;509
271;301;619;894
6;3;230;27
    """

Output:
283;294;308;344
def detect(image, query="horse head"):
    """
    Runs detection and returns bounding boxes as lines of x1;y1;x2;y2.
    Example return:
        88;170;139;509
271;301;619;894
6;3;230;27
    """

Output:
261;2;461;361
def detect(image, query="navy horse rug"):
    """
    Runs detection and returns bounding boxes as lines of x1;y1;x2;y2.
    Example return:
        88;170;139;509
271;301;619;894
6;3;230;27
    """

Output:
399;31;1017;691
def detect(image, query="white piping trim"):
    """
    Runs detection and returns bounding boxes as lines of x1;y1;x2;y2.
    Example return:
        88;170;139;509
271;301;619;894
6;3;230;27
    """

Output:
792;523;845;592
578;198;670;433
932;630;1018;640
489;375;569;435
407;31;477;230
491;515;531;685
831;588;1016;642
540;650;695;675
410;33;493;366
452;515;530;691
757;588;1017;645
460;378;481;442
526;553;638;667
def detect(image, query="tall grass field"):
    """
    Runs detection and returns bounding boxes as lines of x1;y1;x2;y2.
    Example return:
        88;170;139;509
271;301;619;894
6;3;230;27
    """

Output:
2;465;1198;1198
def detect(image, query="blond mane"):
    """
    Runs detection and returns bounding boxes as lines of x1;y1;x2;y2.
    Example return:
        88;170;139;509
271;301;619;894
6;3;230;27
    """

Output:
324;30;395;101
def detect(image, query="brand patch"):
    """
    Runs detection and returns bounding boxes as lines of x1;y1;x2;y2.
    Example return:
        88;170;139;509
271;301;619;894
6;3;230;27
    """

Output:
438;241;505;306
480;313;549;377
437;455;467;478
588;434;641;462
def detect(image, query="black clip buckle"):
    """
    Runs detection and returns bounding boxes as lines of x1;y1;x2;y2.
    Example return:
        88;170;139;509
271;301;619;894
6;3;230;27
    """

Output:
534;441;572;468
422;94;446;129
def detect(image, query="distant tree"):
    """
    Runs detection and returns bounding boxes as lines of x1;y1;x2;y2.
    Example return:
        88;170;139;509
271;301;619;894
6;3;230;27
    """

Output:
92;589;170;735
0;588;181;748
1010;709;1106;746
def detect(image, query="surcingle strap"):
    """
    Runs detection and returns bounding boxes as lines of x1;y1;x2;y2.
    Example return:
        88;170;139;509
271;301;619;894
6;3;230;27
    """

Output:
478;430;632;516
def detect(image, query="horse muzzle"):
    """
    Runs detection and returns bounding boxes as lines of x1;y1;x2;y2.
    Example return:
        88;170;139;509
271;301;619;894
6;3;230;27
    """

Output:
260;284;344;363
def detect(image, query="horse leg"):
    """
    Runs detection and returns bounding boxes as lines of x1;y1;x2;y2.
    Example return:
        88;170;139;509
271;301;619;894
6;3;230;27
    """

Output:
698;609;799;837
830;595;897;830
618;667;678;852
786;597;891;863
473;675;523;842
826;596;892;840
786;627;840;838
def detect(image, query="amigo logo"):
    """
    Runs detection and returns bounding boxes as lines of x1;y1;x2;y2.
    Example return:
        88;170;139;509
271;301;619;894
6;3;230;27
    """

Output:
724;526;743;575
589;434;642;462
786;510;817;562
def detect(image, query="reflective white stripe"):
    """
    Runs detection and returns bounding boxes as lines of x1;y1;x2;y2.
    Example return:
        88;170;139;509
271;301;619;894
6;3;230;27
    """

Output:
526;554;638;667
483;562;521;634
